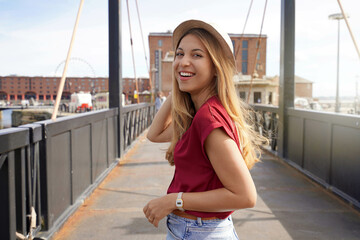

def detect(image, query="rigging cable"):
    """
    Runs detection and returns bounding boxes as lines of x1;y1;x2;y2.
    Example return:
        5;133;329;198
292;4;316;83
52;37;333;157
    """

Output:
51;0;85;120
135;0;154;102
126;0;140;103
235;0;254;59
336;0;360;61
247;0;268;104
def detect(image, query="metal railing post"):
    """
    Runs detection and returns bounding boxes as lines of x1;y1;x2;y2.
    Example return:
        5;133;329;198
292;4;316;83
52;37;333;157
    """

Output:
109;0;124;157
278;0;295;158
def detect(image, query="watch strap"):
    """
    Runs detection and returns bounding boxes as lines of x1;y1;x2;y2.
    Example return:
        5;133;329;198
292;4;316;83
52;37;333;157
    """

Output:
176;192;185;211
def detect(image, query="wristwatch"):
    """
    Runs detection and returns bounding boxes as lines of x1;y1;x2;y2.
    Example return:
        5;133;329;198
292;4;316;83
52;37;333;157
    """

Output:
176;192;185;211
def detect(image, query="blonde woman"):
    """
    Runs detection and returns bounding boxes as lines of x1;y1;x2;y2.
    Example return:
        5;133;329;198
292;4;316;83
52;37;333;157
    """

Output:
144;19;263;239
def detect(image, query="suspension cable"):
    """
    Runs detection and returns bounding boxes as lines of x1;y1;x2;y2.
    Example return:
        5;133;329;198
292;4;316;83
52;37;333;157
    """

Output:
336;0;360;62
134;0;154;102
246;0;268;104
51;0;85;120
126;0;140;103
235;0;254;59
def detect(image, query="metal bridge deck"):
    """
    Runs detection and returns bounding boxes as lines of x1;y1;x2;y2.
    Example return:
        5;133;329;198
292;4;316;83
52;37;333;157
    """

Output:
52;131;360;240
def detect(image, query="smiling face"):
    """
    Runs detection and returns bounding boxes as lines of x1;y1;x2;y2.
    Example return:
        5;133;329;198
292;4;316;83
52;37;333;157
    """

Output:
173;34;216;98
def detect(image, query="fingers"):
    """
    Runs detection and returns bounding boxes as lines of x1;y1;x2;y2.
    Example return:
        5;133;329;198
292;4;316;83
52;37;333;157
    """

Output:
148;216;159;228
143;203;155;225
143;203;160;227
145;213;159;227
153;219;159;228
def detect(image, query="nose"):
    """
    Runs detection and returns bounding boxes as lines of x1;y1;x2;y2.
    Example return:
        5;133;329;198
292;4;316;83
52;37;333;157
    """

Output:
179;55;191;67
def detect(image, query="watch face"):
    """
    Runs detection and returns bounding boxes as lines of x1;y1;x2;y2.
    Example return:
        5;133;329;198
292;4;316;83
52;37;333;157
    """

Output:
176;199;183;207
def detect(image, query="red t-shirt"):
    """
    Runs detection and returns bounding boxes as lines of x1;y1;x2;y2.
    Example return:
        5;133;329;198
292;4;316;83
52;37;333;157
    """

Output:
167;95;240;219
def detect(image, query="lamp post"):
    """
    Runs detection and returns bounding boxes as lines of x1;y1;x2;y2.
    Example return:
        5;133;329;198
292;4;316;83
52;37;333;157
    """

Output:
329;13;349;113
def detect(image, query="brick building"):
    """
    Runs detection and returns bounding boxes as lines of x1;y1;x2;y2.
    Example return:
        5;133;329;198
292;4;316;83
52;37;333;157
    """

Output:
148;32;267;96
0;75;151;105
0;76;107;104
122;77;151;103
294;76;313;98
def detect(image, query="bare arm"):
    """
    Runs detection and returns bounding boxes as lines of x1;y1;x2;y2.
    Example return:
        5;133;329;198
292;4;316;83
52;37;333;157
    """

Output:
147;96;173;142
143;128;257;227
180;128;257;211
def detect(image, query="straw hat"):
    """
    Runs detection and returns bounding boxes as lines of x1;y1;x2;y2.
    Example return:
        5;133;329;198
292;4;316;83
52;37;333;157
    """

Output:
172;19;235;64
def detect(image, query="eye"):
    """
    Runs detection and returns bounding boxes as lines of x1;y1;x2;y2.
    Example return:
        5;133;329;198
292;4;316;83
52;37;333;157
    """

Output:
175;52;184;57
193;53;203;58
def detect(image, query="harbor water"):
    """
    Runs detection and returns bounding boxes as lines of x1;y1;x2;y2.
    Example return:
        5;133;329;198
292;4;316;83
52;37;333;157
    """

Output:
0;109;13;129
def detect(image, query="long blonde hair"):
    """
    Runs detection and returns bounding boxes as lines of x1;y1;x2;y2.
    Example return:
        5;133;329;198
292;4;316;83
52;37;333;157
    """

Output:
166;28;265;169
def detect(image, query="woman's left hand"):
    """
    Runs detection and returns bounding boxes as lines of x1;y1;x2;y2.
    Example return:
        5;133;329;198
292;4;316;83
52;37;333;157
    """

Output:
143;193;176;227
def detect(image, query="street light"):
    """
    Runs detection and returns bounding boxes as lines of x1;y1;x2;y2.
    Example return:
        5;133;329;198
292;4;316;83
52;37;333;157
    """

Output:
329;13;349;113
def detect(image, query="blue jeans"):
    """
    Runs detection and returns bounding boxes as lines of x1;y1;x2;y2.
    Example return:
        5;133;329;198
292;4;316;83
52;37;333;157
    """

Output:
166;213;239;240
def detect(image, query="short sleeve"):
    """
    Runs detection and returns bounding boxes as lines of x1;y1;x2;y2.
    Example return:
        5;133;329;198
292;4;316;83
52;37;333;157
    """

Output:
194;103;239;157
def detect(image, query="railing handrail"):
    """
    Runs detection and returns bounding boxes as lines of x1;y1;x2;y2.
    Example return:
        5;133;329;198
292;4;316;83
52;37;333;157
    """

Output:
251;104;279;114
35;108;118;136
122;102;153;113
0;127;29;154
288;107;360;128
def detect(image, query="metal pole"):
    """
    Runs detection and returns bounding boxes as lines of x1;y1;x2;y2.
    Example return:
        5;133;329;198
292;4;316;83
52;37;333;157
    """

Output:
335;20;340;113
51;0;85;120
109;0;124;157
278;0;295;158
337;0;360;61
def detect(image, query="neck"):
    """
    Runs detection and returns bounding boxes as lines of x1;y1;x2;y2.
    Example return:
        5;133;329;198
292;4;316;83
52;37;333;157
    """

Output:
191;91;215;111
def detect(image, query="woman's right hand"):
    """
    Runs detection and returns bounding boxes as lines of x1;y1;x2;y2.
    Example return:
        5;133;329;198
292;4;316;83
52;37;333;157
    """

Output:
147;96;173;142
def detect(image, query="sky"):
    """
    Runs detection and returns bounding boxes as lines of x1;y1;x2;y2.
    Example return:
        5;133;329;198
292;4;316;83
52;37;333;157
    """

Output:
0;0;359;97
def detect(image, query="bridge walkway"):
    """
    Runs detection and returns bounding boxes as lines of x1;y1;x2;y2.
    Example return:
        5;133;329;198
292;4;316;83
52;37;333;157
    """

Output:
52;131;360;240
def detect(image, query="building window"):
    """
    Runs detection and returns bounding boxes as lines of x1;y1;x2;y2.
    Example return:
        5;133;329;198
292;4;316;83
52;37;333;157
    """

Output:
10;95;15;100
256;40;260;48
39;95;44;100
239;91;246;100
17;95;22;100
242;62;248;75
46;95;51;100
158;40;163;47
268;92;273;104
242;50;248;61
231;40;235;55
256;63;262;71
257;52;260;60
242;40;248;49
254;92;262;103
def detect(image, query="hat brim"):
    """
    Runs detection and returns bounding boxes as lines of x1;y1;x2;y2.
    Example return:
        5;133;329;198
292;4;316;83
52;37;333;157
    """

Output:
172;19;235;64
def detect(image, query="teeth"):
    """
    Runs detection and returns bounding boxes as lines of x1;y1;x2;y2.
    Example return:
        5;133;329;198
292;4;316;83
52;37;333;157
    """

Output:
180;72;193;77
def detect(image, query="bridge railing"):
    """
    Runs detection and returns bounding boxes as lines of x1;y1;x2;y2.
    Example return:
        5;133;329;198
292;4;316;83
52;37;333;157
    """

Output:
252;104;360;210
122;103;155;150
0;103;155;240
0;126;42;240
251;104;279;151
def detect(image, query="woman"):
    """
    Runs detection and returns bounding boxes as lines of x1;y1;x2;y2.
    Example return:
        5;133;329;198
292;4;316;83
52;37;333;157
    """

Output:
144;19;264;239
